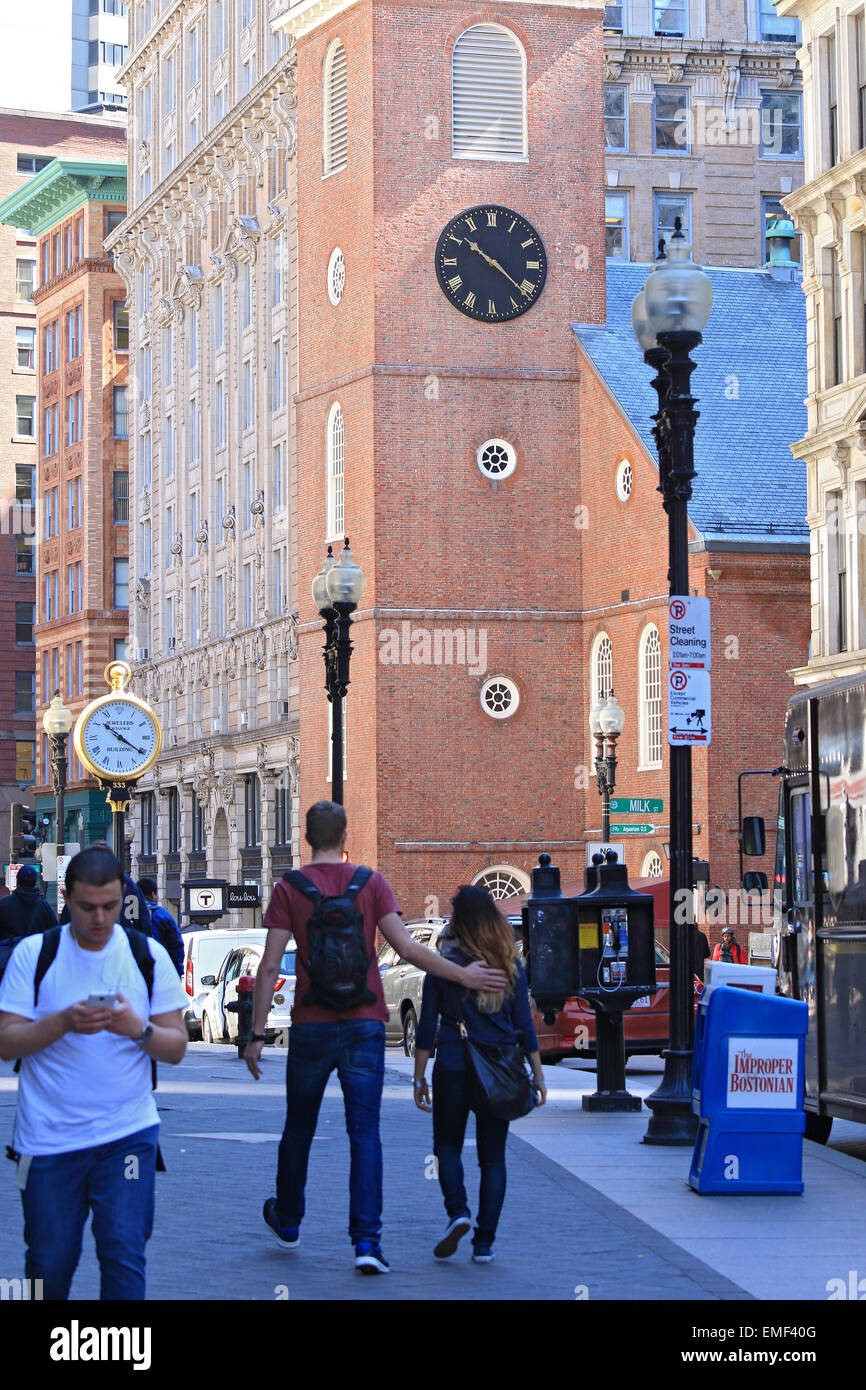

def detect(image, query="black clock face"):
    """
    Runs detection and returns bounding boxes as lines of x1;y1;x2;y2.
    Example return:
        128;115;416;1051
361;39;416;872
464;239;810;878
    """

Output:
435;206;547;323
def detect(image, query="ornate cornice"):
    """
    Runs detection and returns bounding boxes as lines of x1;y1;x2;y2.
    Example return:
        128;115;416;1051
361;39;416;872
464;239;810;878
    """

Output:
0;160;127;237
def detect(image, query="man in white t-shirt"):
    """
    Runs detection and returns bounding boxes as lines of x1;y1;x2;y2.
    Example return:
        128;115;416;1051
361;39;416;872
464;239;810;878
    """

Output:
0;846;188;1301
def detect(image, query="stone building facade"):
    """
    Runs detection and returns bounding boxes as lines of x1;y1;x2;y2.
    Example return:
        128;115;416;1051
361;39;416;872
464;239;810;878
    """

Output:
603;0;805;267
0;148;130;857
0;108;126;867
780;0;866;687
109;1;298;912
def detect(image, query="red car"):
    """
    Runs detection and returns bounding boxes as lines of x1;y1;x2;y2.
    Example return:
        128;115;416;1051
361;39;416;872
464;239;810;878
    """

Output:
501;877;702;1063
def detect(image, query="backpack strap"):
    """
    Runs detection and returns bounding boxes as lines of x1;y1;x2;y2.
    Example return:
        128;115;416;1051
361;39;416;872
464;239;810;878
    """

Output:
121;926;155;1003
344;866;373;901
33;925;63;1007
283;870;323;905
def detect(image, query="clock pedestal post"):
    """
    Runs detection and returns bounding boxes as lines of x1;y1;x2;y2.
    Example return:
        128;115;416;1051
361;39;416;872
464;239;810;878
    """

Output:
104;782;134;869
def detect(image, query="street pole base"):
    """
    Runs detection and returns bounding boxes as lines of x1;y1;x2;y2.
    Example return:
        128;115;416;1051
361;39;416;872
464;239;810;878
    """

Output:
641;1047;698;1144
582;1092;643;1113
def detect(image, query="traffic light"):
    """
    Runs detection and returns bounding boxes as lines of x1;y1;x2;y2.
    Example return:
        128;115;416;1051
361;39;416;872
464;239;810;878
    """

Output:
10;803;37;857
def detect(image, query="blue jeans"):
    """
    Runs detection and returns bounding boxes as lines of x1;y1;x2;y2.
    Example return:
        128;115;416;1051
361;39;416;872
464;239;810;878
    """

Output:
20;1124;160;1300
276;1020;385;1245
432;1061;509;1249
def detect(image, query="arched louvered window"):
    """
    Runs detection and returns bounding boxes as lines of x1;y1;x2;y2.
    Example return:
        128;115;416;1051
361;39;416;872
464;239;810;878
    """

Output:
639;624;663;767
323;39;348;176
452;24;527;162
326;402;344;540
591;632;613;709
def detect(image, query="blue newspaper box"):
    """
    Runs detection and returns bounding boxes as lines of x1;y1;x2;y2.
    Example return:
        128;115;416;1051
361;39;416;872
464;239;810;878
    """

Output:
689;985;808;1195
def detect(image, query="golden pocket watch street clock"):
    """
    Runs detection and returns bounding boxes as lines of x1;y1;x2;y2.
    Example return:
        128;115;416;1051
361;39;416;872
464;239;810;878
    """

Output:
74;661;162;783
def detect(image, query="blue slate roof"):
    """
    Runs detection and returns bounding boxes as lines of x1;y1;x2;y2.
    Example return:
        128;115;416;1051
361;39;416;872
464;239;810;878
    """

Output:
573;263;809;546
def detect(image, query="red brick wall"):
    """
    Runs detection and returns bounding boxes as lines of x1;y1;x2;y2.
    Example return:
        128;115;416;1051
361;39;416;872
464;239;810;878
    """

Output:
295;0;605;914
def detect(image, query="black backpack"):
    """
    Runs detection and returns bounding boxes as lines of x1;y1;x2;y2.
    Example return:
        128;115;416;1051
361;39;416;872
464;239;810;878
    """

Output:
284;866;375;1011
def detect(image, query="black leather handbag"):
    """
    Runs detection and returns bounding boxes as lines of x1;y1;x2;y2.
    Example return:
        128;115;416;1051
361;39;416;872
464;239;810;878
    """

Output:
447;988;535;1123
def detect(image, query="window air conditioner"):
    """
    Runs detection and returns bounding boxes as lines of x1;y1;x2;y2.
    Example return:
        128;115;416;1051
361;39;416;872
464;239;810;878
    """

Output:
239;711;248;728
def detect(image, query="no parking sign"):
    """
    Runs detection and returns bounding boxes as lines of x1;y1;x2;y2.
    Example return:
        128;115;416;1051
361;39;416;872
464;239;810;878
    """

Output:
668;667;712;745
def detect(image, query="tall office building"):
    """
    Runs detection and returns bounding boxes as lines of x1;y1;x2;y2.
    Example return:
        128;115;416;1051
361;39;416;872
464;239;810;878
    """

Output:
0;1;129;117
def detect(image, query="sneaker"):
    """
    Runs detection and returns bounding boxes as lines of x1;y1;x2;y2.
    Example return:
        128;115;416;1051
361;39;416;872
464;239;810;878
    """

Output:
472;1245;495;1264
262;1197;300;1250
434;1215;472;1260
354;1242;390;1275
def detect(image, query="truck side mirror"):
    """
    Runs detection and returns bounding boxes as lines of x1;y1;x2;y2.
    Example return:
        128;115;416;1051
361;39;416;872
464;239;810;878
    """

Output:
742;871;768;892
741;815;766;857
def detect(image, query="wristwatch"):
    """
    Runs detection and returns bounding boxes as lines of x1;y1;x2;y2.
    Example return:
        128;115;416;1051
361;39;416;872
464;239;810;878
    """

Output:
249;1033;266;1043
136;1023;154;1046
413;1079;426;1090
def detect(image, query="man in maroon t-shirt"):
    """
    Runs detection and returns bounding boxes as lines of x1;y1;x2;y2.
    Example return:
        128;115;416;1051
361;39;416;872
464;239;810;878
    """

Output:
245;800;507;1275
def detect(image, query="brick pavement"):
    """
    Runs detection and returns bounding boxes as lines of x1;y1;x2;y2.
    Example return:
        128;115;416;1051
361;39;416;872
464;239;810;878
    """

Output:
0;1045;752;1302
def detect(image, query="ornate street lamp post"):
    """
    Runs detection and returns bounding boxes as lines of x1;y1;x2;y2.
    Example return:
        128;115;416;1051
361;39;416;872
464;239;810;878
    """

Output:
632;219;713;1146
312;537;365;806
42;690;74;858
589;693;626;843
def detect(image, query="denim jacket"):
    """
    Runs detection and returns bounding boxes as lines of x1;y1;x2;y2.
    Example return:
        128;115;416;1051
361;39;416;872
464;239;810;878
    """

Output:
416;946;539;1071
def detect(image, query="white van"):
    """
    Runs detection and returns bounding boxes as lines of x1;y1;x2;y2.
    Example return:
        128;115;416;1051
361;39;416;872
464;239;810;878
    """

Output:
182;927;267;1039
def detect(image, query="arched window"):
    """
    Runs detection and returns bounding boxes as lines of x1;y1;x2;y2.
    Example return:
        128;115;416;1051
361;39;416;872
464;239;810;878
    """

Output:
639;625;662;767
472;865;530;900
590;632;613;709
326;402;344;540
452;24;527;162
323;39;348;176
641;851;664;879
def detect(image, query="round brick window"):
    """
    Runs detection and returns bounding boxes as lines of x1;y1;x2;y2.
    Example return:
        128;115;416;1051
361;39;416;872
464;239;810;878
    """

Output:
480;675;520;719
615;458;633;503
477;438;517;481
327;247;345;306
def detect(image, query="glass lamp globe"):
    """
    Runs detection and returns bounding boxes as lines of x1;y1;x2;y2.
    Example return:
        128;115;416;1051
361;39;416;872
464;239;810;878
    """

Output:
631;288;658;353
588;700;605;737
598;693;626;738
311;547;335;612
644;223;713;337
42;691;73;737
325;538;365;607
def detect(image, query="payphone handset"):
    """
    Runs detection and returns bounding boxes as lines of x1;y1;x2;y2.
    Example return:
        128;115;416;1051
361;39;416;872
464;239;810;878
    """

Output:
600;907;629;991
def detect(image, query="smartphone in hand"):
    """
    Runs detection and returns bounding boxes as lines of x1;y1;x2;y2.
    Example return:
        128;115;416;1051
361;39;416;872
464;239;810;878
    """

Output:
84;994;118;1009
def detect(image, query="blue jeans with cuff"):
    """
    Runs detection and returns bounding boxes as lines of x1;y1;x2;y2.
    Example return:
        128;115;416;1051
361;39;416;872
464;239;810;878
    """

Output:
20;1123;160;1300
276;1019;385;1245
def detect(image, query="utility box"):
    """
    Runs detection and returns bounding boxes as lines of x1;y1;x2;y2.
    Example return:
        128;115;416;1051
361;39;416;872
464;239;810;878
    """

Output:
575;853;656;1011
689;985;808;1194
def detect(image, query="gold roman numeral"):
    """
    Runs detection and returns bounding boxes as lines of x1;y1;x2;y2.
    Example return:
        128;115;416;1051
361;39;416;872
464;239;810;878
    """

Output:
448;275;462;291
488;299;496;315
448;234;462;243
486;210;497;226
443;258;457;266
464;215;477;232
525;260;540;269
521;238;533;248
510;297;519;309
508;219;516;233
519;278;534;296
464;290;476;309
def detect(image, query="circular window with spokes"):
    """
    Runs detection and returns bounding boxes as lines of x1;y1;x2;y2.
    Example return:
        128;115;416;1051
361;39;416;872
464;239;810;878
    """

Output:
480;675;520;720
615;458;633;502
327;246;345;306
477;438;517;481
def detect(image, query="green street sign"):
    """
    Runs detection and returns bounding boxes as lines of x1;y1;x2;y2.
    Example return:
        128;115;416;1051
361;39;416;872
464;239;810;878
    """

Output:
609;798;664;815
609;823;655;836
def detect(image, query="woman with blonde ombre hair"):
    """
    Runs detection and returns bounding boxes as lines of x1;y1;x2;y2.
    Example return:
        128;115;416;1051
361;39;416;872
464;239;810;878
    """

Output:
413;884;546;1263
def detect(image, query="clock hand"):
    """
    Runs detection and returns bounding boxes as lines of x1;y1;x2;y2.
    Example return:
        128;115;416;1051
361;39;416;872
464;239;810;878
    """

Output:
102;722;146;757
464;239;526;294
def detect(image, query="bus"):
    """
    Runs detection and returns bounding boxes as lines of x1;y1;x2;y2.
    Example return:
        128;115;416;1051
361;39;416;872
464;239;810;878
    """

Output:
741;670;866;1143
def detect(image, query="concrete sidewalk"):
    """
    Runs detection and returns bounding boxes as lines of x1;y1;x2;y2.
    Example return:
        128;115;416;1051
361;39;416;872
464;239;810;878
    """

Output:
0;1046;862;1301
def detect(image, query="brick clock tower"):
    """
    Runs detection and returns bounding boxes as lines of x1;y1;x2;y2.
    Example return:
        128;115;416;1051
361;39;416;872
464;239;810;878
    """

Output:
279;0;605;914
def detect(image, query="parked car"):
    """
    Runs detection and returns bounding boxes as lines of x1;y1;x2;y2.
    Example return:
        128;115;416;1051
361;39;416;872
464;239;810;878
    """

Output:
200;938;297;1044
181;927;268;1039
379;915;701;1060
